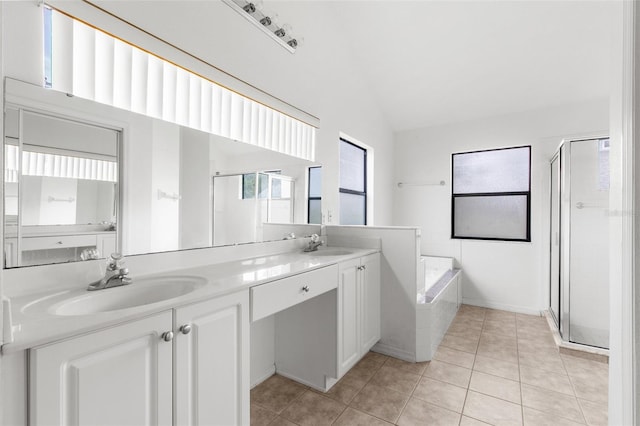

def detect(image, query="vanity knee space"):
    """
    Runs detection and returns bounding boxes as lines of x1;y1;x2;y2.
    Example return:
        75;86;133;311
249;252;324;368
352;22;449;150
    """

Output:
250;252;381;392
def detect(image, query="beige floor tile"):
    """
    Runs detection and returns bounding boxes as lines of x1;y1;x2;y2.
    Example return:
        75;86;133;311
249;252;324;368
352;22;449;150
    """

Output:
522;406;585;426
344;360;380;384
424;359;472;388
476;341;519;364
485;309;517;322
521;384;585;424
561;354;609;379
340;368;371;390
473;355;520;381
469;371;521;404
483;319;517;336
460;416;492;425
333;407;393;426
519;364;574;396
518;347;566;374
447;327;484;341
479;331;518;349
397;397;461;426
318;379;361;404
251;374;307;414
383;357;429;376
251;404;278;426
463;390;523;426
516;313;547;325
369;365;421;395
433;346;476;369
579;398;608;426
280;391;346;425
412;376;468;413
357;351;389;370
569;373;608;405
559;347;609;364
268;416;297;426
518;335;557;352
457;307;486;317
349;383;410;423
449;316;485;332
440;333;479;354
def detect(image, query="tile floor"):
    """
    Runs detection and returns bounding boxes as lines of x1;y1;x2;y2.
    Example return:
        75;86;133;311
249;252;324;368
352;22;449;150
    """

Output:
250;304;609;426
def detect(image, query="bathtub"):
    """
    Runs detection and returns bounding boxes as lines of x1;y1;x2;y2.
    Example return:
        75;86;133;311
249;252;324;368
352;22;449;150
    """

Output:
416;256;462;362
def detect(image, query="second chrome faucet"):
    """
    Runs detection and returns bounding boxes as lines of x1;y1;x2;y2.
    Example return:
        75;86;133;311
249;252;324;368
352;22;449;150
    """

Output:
87;253;133;291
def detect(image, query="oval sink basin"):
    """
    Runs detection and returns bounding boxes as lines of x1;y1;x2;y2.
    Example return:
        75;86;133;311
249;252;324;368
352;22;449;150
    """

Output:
50;275;207;316
307;248;354;257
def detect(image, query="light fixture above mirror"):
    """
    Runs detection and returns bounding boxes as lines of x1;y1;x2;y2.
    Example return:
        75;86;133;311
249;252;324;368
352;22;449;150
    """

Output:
221;0;303;53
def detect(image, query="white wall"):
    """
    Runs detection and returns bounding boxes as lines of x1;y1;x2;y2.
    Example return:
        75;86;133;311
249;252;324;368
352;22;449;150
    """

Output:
394;99;609;314
56;1;396;226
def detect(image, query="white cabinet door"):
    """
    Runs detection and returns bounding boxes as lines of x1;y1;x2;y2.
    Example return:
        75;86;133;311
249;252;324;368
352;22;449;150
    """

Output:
174;290;250;426
30;311;173;426
360;253;381;353
338;258;360;376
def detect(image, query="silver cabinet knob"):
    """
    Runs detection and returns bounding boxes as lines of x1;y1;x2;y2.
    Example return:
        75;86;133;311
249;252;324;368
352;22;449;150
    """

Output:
161;331;174;342
302;285;310;293
180;324;192;335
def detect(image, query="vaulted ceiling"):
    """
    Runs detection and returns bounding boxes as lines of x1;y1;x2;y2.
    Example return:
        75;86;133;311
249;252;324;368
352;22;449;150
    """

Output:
93;0;615;132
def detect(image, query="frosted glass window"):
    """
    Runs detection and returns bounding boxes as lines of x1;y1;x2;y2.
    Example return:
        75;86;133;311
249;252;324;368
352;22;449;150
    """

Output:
340;192;366;225
453;195;528;240
340;140;366;192
453;146;530;194
308;166;322;224
308;199;321;225
309;167;322;198
452;146;531;241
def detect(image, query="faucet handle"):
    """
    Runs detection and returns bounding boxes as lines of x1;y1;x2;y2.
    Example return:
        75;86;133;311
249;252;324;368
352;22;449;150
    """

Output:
310;234;320;243
107;253;125;270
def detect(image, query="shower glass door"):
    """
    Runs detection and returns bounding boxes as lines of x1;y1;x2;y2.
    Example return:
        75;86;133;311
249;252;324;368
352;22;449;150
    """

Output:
568;138;610;348
549;154;561;329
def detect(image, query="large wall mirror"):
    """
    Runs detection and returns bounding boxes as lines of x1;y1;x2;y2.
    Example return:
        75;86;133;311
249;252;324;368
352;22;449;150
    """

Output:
2;5;320;269
4;78;316;268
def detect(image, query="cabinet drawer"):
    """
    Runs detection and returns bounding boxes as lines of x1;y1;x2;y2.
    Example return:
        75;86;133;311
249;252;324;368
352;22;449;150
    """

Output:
251;264;338;321
22;234;97;251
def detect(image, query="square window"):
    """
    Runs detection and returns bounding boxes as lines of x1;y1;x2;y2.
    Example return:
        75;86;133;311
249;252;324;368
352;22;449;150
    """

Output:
452;146;531;241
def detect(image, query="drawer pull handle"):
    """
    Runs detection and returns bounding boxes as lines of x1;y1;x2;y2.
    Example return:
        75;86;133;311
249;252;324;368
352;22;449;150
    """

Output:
180;324;192;335
161;331;174;342
302;285;310;293
56;241;63;245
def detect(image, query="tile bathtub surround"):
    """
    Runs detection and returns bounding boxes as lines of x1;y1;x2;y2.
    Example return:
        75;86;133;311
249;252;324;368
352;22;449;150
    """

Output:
250;305;608;426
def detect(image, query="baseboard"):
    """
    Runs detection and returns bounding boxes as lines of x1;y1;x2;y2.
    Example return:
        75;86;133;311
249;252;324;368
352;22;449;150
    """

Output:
461;297;542;316
275;369;328;392
371;342;415;362
251;365;276;389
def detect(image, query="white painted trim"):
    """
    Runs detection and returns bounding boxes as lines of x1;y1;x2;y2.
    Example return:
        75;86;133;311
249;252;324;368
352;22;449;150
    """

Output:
609;2;636;425
338;132;375;226
461;298;542;317
250;365;275;389
371;342;415;363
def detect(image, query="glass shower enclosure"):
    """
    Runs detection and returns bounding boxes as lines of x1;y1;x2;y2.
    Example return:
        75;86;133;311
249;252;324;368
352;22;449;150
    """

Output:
549;138;610;349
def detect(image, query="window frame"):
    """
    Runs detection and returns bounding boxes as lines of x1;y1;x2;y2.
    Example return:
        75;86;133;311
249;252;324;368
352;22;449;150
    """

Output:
339;138;367;225
450;145;531;242
307;166;322;224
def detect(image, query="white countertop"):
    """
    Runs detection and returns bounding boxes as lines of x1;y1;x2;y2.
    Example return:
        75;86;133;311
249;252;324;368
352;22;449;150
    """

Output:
2;246;378;354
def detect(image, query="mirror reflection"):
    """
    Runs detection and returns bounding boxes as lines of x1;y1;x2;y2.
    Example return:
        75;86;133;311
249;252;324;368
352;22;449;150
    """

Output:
4;79;315;268
4;107;119;267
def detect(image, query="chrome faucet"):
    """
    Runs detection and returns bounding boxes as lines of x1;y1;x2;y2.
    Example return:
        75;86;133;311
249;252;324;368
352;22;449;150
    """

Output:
87;253;133;291
304;234;323;252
